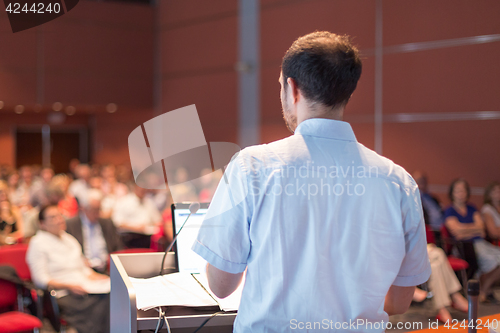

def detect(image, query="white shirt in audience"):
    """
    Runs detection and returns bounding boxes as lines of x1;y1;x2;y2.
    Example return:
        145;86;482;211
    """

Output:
26;230;94;290
68;179;90;206
482;204;500;227
112;193;160;235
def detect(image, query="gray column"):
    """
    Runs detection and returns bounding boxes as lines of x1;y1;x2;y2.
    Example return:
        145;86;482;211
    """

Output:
374;0;383;154
238;0;260;148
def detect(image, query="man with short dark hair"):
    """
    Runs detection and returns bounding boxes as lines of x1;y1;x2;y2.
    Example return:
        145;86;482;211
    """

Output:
26;205;110;333
193;32;431;332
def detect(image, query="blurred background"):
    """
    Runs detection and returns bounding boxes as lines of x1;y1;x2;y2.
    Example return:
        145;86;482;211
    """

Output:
0;0;499;206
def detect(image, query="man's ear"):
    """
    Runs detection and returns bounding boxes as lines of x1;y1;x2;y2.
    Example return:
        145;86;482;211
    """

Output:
286;77;300;104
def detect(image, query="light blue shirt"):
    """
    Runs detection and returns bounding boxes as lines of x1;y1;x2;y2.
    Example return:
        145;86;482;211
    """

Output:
193;118;431;333
81;213;108;270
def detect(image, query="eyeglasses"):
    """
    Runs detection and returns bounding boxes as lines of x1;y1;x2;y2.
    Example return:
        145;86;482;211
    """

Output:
45;213;63;221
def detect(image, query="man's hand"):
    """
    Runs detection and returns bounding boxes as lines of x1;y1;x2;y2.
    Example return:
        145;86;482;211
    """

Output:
384;285;415;316
68;284;87;296
206;264;244;299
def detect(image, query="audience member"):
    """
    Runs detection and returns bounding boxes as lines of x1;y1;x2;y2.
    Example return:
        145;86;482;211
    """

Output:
151;195;174;252
66;189;122;273
115;164;134;189
26;205;110;333
197;168;221;203
413;243;468;322
0;180;24;245
68;158;80;180
50;174;79;218
112;184;161;248
68;164;91;206
413;171;445;233
168;167;198;202
482;181;500;240
6;171;19;202
99;164;129;219
30;167;54;207
444;178;500;302
10;165;35;206
21;204;40;239
0;164;13;181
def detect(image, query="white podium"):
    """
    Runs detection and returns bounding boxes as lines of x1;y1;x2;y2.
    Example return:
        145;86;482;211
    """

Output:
110;252;236;333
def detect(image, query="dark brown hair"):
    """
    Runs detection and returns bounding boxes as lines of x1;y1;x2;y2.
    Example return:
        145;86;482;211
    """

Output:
448;178;470;202
484;181;500;206
281;31;362;110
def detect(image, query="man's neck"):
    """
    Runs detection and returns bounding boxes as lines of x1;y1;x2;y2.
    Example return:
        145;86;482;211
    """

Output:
296;105;344;126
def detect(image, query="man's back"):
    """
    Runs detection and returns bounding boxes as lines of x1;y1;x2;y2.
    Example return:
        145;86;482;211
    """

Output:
194;119;430;332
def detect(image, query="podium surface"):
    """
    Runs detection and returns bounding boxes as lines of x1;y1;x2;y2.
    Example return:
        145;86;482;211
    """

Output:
110;252;236;333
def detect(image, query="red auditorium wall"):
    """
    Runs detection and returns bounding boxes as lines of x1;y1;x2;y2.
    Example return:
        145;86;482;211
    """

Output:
158;0;500;206
158;0;239;144
0;0;499;207
380;0;500;205
0;0;155;166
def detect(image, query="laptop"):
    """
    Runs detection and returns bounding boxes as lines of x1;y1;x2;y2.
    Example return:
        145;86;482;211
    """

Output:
170;202;244;312
171;202;210;274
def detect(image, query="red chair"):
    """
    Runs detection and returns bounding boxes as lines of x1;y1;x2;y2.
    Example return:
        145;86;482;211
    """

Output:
0;244;31;281
0;244;35;314
0;244;66;332
0;279;42;333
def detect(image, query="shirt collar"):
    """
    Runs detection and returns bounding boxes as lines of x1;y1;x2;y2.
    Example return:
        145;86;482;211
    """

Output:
294;118;357;142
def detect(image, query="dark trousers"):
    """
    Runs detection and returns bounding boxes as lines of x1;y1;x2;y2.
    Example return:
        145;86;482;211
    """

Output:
58;293;110;333
456;240;479;280
120;232;151;249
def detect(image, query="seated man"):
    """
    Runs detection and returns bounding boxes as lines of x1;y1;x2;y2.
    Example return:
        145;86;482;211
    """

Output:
112;184;161;248
26;205;110;333
66;189;122;273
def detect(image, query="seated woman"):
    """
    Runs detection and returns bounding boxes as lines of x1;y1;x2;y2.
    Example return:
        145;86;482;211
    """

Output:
0;181;24;245
416;224;468;322
414;244;468;322
48;174;78;219
444;178;500;302
482;181;500;240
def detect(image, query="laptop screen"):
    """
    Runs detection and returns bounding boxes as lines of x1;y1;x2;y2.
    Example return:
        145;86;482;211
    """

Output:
171;202;210;274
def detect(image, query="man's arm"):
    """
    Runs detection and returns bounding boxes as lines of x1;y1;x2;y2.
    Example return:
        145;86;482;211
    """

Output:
483;210;500;239
384;285;416;315
47;280;87;295
445;216;484;240
206;263;244;299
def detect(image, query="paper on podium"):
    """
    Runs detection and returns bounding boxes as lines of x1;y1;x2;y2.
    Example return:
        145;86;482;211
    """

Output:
129;272;218;311
192;273;244;312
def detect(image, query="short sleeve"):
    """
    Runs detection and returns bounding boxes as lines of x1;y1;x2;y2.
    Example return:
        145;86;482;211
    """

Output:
443;206;455;219
192;153;251;274
393;176;432;287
